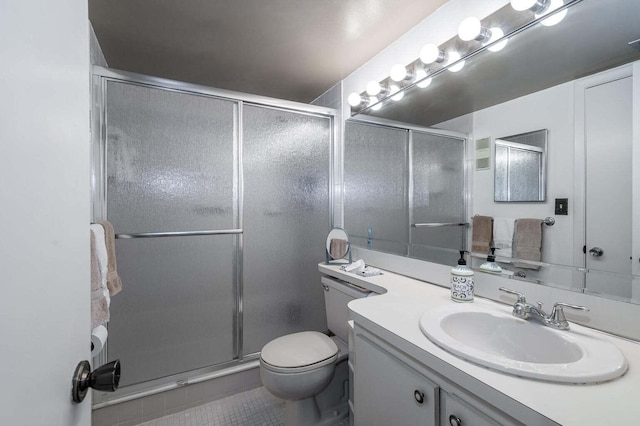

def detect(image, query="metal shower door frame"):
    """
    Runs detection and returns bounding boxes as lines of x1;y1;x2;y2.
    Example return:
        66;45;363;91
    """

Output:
90;66;337;404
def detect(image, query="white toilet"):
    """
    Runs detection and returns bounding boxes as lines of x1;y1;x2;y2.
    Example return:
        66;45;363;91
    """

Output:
260;276;371;425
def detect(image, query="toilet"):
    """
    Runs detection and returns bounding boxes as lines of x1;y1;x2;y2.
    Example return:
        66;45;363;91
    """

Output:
260;276;372;425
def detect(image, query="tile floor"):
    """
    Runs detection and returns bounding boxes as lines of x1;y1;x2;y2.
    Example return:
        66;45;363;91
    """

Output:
136;386;350;426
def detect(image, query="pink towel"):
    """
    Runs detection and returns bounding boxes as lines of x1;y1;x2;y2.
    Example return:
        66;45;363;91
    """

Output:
91;232;110;328
99;221;123;296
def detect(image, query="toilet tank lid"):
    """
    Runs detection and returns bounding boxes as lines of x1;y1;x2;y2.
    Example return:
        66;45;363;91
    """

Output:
261;331;338;368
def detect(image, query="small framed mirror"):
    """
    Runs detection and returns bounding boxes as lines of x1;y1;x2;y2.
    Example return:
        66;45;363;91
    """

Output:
494;129;547;202
325;227;352;264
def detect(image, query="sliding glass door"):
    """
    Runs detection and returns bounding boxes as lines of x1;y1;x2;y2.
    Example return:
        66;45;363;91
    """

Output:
92;70;334;396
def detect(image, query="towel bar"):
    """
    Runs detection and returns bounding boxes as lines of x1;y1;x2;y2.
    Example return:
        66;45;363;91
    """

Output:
411;222;469;228
469;216;555;226
115;229;243;239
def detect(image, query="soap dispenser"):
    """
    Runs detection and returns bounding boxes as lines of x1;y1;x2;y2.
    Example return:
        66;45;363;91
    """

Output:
480;248;502;274
451;250;474;302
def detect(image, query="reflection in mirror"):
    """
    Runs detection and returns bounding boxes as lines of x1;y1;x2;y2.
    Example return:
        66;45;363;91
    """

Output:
344;119;467;265
346;0;640;303
325;227;351;264
494;129;547;202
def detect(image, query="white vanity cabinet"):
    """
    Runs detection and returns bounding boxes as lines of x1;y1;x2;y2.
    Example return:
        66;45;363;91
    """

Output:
354;332;439;425
353;324;544;426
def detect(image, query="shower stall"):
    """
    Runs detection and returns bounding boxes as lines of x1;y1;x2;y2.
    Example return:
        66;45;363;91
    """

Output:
91;67;336;402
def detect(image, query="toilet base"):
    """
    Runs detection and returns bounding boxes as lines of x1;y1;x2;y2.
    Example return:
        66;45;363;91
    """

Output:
284;397;348;426
280;359;349;426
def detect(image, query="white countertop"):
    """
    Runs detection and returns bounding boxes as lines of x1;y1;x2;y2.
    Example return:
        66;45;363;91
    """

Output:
319;263;640;425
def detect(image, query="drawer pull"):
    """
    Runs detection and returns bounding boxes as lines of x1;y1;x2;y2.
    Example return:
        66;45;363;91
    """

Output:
449;414;462;426
414;390;425;404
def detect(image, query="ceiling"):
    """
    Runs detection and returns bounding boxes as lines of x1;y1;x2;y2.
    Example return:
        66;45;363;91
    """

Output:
89;0;449;103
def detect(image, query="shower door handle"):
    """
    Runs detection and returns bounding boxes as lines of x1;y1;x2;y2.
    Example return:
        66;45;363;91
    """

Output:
588;247;604;257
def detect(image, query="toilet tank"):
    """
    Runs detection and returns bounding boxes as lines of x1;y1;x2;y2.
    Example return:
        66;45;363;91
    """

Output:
321;276;372;342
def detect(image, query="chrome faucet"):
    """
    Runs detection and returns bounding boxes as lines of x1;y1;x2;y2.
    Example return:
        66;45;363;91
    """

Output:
499;287;589;330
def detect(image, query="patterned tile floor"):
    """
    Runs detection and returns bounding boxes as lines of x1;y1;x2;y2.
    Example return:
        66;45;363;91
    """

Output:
136;386;349;426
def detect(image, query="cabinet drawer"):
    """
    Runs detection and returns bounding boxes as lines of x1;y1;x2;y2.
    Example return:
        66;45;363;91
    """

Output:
441;391;502;426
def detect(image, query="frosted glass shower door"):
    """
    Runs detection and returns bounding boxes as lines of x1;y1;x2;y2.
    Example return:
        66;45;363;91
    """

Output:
344;121;409;255
104;81;238;386
242;106;331;355
409;132;465;264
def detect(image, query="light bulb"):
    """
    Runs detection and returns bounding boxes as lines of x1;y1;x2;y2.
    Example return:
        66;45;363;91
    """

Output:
447;52;465;73
510;0;539;11
366;80;381;96
414;68;432;88
458;17;484;41
348;92;364;107
536;0;566;26
369;96;382;111
390;64;408;82
485;27;508;52
420;44;444;64
389;84;404;101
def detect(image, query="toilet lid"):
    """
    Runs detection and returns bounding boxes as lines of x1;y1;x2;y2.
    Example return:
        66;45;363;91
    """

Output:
260;331;338;368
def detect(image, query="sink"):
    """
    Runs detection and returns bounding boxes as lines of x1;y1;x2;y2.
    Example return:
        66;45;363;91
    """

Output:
419;304;628;383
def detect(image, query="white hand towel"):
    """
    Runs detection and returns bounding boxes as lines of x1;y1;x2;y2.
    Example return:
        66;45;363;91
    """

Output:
493;217;514;259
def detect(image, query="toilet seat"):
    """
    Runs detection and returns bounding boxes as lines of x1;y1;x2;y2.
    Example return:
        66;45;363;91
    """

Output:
260;331;338;373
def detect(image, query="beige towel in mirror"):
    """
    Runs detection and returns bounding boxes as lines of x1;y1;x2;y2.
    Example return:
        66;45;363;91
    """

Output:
512;218;543;270
471;215;493;254
329;238;348;259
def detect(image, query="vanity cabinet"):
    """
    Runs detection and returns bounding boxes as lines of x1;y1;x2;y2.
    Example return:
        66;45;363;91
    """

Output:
354;333;439;425
353;325;535;426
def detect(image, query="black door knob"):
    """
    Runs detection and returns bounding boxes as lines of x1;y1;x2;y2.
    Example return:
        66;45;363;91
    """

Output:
72;359;121;403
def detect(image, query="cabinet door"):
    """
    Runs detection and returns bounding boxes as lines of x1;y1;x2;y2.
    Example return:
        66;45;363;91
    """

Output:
354;334;438;426
441;391;498;426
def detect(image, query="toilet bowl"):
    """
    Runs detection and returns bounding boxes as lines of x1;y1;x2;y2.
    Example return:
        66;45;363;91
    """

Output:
259;276;372;426
260;331;340;424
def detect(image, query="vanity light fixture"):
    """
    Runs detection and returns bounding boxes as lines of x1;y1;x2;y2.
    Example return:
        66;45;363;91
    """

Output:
347;92;368;108
390;64;413;83
446;51;465;72
389;84;404;101
536;0;567;27
419;44;446;64
414;67;433;88
458;17;492;42
347;0;572;114
510;0;567;27
369;96;382;111
510;0;550;13
366;80;390;97
485;27;509;52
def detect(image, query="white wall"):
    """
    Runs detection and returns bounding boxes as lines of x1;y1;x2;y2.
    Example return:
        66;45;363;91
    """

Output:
0;1;91;424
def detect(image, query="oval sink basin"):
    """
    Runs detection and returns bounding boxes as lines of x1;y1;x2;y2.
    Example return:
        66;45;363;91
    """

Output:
419;304;627;384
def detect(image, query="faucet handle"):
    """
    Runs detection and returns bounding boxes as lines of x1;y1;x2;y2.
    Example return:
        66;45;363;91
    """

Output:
499;287;526;303
551;302;589;324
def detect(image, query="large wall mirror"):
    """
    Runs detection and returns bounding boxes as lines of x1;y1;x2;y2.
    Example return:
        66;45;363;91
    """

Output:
344;0;640;304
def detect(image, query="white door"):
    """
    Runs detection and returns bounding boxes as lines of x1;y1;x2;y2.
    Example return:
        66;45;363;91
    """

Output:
0;1;91;425
584;76;633;297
